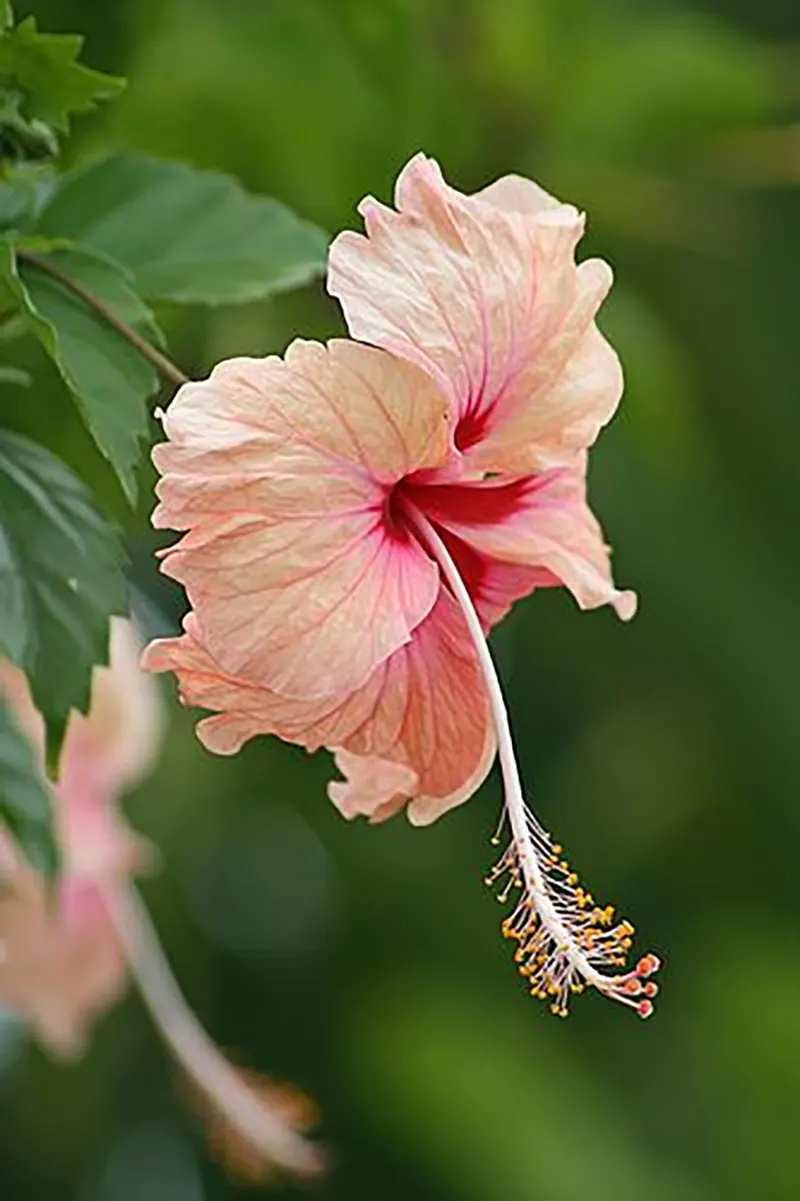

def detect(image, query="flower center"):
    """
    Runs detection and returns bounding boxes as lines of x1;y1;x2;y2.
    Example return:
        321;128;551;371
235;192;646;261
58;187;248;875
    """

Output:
382;481;414;544
453;408;490;453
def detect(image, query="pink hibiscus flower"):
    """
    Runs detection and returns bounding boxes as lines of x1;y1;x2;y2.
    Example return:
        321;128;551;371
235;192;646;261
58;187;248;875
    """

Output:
0;619;323;1176
0;618;161;1056
144;154;660;1017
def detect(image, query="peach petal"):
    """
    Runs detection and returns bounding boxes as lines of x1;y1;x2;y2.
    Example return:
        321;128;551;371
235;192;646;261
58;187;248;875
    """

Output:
142;615;388;757
327;751;416;823
473;173;563;214
328;153;622;474
335;590;496;823
145;593;495;828
154;339;453;700
413;456;637;621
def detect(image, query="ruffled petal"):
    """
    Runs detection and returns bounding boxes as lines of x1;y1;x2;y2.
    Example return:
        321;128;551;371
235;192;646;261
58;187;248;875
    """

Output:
327;752;416;823
141;616;390;757
153;339;452;700
144;595;495;828
328;153;622;474
408;456;637;621
473;173;563;214
330;590;496;826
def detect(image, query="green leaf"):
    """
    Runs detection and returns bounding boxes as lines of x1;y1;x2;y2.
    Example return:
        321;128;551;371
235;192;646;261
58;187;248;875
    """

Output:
0;16;124;134
0;429;126;767
37;154;329;304
0;239;162;502
0;174;39;230
0;364;30;386
0;695;58;876
0;90;58;164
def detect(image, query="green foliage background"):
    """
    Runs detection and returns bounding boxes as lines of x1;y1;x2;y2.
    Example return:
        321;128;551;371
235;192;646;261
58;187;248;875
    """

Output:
2;0;800;1198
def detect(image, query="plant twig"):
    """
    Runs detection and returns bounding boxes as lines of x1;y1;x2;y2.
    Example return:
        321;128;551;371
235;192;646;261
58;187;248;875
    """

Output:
17;249;190;389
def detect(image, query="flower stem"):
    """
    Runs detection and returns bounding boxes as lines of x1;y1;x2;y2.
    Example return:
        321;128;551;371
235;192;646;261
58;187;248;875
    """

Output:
104;883;324;1177
17;250;189;389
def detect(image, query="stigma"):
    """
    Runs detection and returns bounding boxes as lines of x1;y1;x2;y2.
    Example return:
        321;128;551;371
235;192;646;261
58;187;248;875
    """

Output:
485;816;660;1017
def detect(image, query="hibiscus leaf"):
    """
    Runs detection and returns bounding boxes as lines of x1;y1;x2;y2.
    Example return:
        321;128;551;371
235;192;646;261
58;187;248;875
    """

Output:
0;90;58;166
0;238;163;503
0;14;124;135
0;429;126;771
0;695;58;877
35;154;330;305
0;174;40;231
0;364;30;386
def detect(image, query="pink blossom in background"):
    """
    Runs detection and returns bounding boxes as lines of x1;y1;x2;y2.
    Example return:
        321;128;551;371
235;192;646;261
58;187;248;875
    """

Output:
144;152;633;827
0;623;326;1171
0;618;163;1057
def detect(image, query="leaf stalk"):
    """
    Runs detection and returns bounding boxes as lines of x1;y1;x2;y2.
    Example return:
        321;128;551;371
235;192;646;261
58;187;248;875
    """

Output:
17;249;189;388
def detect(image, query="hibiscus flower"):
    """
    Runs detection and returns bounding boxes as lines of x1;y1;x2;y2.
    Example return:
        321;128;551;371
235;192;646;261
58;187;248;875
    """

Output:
144;154;660;1017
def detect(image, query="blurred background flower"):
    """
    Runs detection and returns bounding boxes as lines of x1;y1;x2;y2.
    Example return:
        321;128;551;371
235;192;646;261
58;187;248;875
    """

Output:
0;0;798;1199
0;618;161;1059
